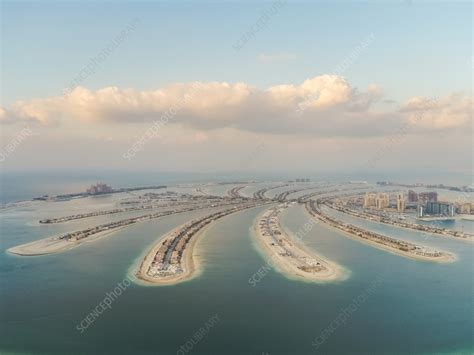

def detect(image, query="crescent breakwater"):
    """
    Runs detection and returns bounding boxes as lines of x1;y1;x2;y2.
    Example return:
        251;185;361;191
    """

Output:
136;202;262;285
38;194;226;224
253;203;346;282
305;199;454;263
33;185;167;202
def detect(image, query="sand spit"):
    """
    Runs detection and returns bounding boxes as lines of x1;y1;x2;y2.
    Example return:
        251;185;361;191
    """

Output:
253;203;347;283
136;203;261;286
305;200;455;263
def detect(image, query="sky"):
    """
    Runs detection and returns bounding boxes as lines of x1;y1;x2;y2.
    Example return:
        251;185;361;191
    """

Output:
0;0;472;179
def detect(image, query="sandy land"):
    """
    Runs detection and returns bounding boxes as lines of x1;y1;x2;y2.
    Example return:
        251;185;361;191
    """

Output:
252;208;347;283
7;237;73;256
303;208;455;264
7;204;238;257
8;206;213;256
134;221;208;286
135;204;264;286
7;226;129;256
325;204;473;242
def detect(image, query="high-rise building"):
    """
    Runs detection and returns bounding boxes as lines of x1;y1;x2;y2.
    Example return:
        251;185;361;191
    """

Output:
396;193;405;212
459;203;472;214
425;202;455;217
86;183;114;195
408;190;418;203
375;193;389;209
419;192;438;203
417;205;424;217
363;193;377;208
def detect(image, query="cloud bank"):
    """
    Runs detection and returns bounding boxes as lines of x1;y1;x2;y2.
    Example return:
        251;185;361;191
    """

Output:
1;75;471;138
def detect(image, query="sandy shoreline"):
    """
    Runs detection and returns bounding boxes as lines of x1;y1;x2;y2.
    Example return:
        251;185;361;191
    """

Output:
303;206;455;264
7;227;129;256
323;202;473;242
135;204;264;286
252;206;347;283
134;221;208;286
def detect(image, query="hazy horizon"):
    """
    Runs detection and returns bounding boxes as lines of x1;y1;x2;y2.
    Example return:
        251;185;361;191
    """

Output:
1;0;472;174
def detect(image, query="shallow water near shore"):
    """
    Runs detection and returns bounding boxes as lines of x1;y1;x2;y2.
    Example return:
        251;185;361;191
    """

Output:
249;205;350;285
1;186;473;354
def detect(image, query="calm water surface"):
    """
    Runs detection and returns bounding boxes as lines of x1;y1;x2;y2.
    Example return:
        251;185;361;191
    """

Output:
0;180;473;354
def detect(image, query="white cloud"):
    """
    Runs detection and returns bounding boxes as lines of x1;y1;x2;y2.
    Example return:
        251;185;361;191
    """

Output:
400;93;472;129
1;76;471;138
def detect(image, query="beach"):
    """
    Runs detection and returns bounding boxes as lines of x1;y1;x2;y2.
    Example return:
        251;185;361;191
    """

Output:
7;227;128;256
305;202;455;264
135;203;261;286
135;221;206;286
252;205;347;283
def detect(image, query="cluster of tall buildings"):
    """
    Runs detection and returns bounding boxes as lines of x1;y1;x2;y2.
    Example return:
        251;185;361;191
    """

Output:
363;189;462;218
86;183;114;195
417;202;455;218
363;189;472;218
363;192;397;210
407;190;438;204
407;190;458;217
425;202;455;217
417;199;474;218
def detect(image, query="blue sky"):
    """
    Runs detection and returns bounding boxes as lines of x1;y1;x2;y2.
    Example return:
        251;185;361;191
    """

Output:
2;1;471;104
0;1;472;174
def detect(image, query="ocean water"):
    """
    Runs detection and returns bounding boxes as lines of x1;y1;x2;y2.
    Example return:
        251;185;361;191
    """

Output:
0;176;473;354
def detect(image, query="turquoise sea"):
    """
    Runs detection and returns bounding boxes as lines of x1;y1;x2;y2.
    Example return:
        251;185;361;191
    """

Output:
0;174;473;354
